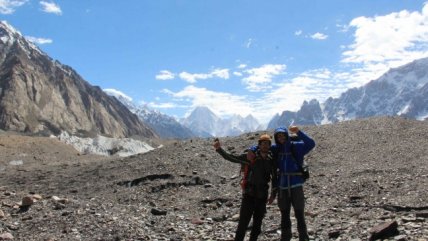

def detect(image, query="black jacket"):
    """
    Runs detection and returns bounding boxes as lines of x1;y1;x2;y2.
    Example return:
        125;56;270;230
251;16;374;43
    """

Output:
216;148;277;200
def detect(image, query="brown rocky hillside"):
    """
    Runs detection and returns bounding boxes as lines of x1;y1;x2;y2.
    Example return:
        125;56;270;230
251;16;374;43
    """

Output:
0;21;156;139
0;116;427;240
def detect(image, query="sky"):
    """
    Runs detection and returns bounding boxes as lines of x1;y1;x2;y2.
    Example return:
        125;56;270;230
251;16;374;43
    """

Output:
1;0;428;125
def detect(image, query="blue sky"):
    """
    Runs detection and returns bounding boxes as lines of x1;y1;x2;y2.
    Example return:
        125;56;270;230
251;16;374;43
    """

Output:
2;0;428;124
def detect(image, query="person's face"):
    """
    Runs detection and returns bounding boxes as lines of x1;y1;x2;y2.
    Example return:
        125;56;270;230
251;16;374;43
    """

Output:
276;133;287;144
259;140;271;153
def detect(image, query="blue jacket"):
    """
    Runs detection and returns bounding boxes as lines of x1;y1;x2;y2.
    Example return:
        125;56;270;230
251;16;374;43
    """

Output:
272;127;315;190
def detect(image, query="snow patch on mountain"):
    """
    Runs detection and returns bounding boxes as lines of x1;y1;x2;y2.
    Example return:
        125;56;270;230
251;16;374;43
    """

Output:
57;132;154;157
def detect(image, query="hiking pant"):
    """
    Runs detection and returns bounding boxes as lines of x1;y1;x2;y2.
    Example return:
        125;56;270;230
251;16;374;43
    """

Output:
234;194;267;241
278;186;309;241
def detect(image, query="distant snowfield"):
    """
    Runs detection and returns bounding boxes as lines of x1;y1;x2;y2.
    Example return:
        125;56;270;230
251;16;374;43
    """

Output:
417;112;428;121
56;132;155;157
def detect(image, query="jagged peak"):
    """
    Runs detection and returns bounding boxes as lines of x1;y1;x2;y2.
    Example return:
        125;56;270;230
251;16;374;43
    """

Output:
0;20;22;37
192;106;214;113
0;20;47;60
188;106;218;119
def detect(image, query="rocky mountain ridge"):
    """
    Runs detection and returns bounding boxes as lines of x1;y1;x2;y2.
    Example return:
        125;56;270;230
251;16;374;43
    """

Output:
0;116;427;240
268;57;428;129
0;21;156;139
103;90;194;140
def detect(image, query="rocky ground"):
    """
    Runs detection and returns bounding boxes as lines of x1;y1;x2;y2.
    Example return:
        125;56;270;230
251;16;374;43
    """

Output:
0;116;427;241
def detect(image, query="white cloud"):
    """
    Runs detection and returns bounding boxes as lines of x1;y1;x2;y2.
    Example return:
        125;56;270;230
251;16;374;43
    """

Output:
260;68;353;118
342;3;428;76
166;85;253;118
245;38;254;48
178;68;229;83
103;88;133;102
233;71;243;77
242;64;286;92
155;70;175;80
0;0;27;14
161;88;175;95
25;36;53;44
179;72;208;83
211;68;230;79
295;30;303;36
147;102;177;109
160;65;371;124
40;1;62;15
311;32;328;40
237;64;247;69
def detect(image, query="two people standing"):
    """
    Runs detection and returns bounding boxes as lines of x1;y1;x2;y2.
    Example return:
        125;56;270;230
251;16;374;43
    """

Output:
214;126;315;241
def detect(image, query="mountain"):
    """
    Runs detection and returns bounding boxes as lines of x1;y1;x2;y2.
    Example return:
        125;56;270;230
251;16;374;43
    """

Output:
268;57;428;128
217;114;263;137
180;106;218;137
181;106;262;137
0;21;156;138
104;90;195;139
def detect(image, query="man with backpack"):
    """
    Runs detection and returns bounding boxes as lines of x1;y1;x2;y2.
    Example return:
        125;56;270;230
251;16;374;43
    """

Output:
250;126;315;241
213;134;278;241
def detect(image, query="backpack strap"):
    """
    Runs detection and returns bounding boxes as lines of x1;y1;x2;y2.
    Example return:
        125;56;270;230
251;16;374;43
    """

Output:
240;150;257;191
290;144;299;164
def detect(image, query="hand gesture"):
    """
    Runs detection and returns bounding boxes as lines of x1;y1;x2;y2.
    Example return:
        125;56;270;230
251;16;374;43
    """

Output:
288;125;299;134
213;138;221;150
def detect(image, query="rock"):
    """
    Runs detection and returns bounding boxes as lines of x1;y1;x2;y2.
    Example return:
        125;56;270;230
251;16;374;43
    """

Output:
369;220;399;241
416;212;428;218
151;208;167;216
191;218;204;225
394;235;407;241
32;194;43;200
230;214;240;221
0;209;4;219
51;196;68;204
212;215;227;222
328;230;341;239
0;232;14;240
21;196;34;207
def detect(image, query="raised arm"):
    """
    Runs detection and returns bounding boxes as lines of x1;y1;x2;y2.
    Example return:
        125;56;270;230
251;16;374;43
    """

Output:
289;126;316;163
213;138;249;165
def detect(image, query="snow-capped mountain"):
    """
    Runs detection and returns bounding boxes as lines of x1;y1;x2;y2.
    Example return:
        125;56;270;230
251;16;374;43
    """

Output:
180;106;219;137
268;57;428;128
217;114;263;137
180;106;263;137
0;21;156;138
104;90;195;139
267;99;323;129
